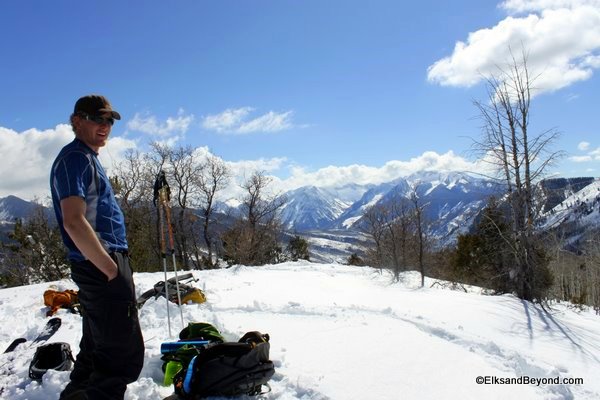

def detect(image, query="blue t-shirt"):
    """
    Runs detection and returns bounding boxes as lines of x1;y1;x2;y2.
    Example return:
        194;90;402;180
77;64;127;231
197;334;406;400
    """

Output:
50;138;128;262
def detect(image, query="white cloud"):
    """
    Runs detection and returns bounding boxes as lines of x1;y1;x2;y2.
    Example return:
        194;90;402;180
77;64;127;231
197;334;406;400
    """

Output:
217;156;289;200
273;151;481;193
427;1;600;94
578;141;590;151
567;144;600;163
583;54;600;68
0;125;137;201
192;149;479;202
98;136;139;175
0;136;558;206
201;107;254;133
237;111;294;133
501;0;600;13
570;155;593;162
202;107;296;134
226;157;288;175
0;125;72;201
127;109;194;137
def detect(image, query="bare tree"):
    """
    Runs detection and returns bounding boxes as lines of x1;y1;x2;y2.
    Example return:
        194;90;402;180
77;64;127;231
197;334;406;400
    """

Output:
112;149;161;271
362;195;417;281
583;238;600;314
472;50;563;301
195;154;230;267
546;230;600;312
168;145;204;269
143;143;208;269
114;144;229;270
362;203;387;269
410;189;427;287
146;142;170;180
242;172;285;231
112;149;152;210
222;171;286;266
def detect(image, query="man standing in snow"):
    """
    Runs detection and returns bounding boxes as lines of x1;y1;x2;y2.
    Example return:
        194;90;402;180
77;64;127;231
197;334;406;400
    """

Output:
50;95;145;400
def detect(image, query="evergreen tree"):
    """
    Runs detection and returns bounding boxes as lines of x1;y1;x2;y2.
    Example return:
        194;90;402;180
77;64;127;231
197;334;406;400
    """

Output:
0;205;68;286
451;197;517;293
286;235;310;261
347;253;364;266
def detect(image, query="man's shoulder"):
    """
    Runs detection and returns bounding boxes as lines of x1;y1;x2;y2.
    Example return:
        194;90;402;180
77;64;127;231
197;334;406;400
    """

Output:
54;140;94;165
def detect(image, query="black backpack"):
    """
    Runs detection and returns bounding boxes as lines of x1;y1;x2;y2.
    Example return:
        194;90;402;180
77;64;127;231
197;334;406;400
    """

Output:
173;331;275;398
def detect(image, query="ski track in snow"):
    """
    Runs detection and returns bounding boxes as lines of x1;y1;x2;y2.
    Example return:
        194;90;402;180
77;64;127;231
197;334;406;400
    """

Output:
0;262;599;400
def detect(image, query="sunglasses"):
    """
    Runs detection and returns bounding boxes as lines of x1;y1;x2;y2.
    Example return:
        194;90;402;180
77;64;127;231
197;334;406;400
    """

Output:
79;113;114;126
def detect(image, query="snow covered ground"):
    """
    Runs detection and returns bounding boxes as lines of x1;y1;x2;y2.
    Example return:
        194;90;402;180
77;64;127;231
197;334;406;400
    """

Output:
1;262;599;400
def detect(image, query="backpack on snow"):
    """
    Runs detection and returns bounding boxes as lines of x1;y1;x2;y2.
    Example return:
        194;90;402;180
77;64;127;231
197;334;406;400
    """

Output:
161;322;227;386
172;330;275;398
137;273;206;308
179;322;225;343
29;342;74;380
43;289;80;316
161;322;226;373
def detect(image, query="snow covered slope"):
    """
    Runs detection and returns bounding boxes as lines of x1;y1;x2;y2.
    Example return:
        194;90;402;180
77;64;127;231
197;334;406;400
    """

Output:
540;178;600;229
333;180;401;229
333;172;502;246
537;178;600;249
0;196;37;224
279;186;350;230
1;262;599;400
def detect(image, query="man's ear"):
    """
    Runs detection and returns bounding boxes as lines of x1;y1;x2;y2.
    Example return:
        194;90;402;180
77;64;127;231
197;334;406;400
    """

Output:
71;114;81;132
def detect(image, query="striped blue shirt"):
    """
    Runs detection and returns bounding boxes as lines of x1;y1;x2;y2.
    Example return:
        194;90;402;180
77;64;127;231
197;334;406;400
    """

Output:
50;138;128;262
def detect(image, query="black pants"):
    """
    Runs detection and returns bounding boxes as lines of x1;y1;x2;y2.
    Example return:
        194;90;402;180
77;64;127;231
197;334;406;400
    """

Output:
60;252;145;400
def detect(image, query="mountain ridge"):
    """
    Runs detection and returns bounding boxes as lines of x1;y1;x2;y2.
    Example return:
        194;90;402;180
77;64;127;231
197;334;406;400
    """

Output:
2;175;599;260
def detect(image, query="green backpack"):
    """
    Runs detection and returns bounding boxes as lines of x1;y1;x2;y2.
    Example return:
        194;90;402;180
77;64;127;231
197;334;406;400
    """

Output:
161;322;225;384
179;322;224;342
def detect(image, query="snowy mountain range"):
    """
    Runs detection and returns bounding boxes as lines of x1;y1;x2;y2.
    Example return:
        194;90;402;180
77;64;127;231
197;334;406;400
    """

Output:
2;174;599;259
280;171;503;244
279;186;351;231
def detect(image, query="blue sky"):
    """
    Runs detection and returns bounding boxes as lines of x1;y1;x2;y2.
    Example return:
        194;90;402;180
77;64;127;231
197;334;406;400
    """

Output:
0;0;599;200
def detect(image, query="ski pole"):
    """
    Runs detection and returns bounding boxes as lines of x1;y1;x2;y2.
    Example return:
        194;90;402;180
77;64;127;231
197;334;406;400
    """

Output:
163;194;185;331
154;171;172;338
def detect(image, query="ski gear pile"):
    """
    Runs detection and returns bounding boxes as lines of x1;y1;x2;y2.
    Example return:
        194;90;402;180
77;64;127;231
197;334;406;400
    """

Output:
0;318;62;374
136;273;206;308
161;322;275;399
160;322;224;385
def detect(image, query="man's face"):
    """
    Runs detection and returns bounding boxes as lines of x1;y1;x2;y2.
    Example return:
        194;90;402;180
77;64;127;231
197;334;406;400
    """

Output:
73;112;114;152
